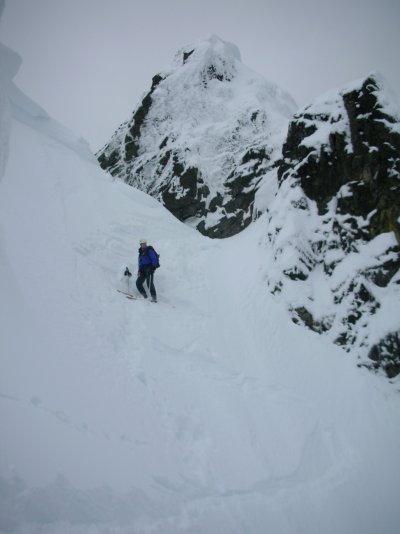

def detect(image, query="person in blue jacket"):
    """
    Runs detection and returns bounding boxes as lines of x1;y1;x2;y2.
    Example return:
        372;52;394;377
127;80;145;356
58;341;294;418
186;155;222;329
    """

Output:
136;239;157;302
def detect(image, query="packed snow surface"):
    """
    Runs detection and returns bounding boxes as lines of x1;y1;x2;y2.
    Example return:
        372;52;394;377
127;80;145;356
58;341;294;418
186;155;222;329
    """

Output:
1;41;400;534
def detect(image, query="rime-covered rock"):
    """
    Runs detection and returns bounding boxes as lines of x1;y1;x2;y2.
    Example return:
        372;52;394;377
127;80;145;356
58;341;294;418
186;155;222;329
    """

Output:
97;35;296;237
264;74;400;377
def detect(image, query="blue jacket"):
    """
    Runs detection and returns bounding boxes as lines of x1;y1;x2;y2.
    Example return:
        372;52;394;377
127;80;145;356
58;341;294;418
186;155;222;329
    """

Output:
138;246;157;271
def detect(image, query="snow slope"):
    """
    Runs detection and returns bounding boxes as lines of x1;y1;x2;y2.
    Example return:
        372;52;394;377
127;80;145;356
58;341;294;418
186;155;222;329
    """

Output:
1;43;400;534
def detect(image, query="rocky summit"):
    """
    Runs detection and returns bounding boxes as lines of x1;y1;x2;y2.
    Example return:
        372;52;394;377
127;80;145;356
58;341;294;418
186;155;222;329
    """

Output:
97;34;296;238
264;74;400;378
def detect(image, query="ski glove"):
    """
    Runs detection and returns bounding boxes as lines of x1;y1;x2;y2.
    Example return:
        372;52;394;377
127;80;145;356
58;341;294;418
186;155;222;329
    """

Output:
124;267;132;277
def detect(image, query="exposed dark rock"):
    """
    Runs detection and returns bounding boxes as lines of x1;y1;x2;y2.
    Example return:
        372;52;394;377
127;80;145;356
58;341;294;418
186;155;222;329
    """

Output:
279;76;400;241
183;50;194;63
98;149;119;175
98;73;165;172
158;163;210;222
159;137;168;150
364;248;400;287
269;75;400;377
125;75;164;162
292;307;332;333
368;331;400;378
206;64;228;82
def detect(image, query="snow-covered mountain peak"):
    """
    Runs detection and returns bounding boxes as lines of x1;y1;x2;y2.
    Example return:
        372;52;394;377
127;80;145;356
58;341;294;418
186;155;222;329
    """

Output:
165;33;296;121
98;36;297;237
172;33;241;75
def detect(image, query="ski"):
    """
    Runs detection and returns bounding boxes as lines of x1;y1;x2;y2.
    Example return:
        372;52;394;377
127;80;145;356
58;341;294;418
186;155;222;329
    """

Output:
117;290;158;303
117;289;145;301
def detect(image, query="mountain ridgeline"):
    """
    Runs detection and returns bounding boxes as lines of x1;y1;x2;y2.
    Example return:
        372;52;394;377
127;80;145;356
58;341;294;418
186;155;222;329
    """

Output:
97;36;400;377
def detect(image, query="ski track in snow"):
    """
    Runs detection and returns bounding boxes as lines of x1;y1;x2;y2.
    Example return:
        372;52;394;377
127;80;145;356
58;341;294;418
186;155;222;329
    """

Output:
1;53;400;534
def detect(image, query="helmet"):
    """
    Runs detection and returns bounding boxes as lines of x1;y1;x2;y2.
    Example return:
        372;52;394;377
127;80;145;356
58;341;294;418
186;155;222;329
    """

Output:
139;239;147;245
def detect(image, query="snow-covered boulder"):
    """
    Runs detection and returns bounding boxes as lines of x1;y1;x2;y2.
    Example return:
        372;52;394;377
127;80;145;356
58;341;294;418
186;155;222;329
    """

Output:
264;74;400;377
97;34;296;237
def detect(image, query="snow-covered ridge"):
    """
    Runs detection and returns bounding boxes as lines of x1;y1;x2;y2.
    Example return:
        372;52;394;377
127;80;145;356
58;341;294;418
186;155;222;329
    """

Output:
0;41;95;171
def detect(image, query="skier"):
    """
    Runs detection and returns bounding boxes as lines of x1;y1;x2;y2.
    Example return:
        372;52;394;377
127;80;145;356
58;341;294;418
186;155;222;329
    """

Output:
136;239;158;302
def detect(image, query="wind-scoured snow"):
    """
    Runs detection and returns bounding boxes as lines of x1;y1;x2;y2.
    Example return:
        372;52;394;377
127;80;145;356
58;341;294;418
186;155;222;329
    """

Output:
1;41;400;534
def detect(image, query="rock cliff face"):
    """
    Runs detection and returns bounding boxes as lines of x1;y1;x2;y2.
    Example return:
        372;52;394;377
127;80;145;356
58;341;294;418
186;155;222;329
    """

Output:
264;75;400;377
97;35;296;238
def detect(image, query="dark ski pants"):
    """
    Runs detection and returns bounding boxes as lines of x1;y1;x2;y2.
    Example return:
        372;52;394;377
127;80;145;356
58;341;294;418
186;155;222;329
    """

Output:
136;267;157;299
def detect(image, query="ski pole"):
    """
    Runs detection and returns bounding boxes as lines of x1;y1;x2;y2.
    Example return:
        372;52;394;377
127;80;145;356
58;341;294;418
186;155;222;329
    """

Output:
124;267;132;293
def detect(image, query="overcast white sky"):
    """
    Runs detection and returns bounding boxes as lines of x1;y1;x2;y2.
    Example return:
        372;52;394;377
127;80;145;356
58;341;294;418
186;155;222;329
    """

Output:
1;0;399;151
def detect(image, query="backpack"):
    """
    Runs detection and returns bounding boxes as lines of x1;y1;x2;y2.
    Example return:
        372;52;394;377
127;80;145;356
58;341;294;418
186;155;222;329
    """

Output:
147;245;160;269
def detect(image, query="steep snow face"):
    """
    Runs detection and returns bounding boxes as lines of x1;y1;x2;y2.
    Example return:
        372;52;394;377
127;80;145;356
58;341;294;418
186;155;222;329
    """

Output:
1;41;400;534
0;39;94;171
98;35;297;237
0;41;20;179
264;74;400;377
